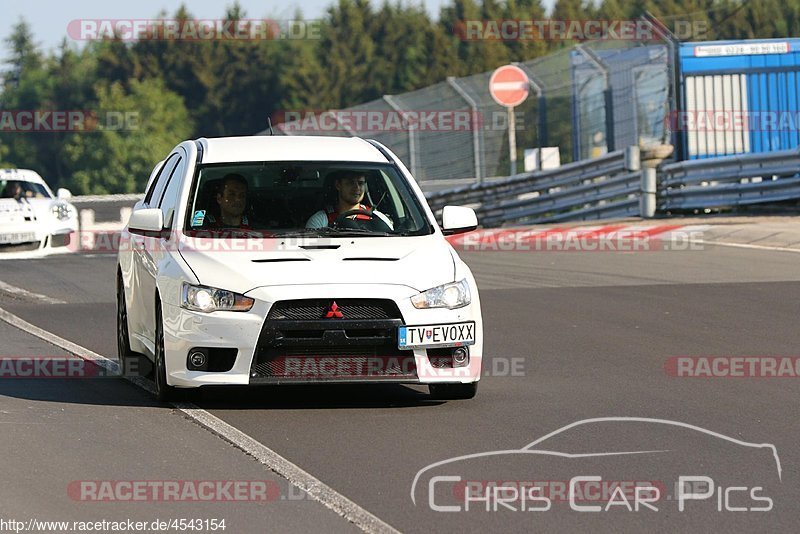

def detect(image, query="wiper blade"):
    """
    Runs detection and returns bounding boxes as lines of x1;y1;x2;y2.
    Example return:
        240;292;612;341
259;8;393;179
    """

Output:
272;229;332;238
270;227;396;238
324;227;394;237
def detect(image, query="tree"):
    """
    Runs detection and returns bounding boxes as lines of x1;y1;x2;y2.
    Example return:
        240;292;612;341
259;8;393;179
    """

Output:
0;140;10;168
594;0;630;20
370;3;436;94
440;0;509;75
276;36;335;113
503;0;549;62
203;5;282;136
318;0;378;107
61;79;192;194
131;6;218;134
2;19;44;92
1;19;50;178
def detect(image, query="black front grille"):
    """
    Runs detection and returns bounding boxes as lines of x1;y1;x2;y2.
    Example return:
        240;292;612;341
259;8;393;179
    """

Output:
251;353;417;381
0;241;41;252
267;299;400;321
252;298;415;382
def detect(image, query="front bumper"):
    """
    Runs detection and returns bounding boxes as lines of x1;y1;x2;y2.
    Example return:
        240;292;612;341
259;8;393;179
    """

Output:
161;284;483;388
0;222;76;254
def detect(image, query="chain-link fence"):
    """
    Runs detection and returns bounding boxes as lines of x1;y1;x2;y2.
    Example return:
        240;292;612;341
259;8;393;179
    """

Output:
271;31;673;189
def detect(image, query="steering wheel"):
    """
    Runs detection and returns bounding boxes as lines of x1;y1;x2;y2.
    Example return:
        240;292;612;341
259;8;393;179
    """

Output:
333;208;392;232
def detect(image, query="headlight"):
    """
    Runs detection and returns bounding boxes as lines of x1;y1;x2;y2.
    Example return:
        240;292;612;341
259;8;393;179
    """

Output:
411;279;471;310
51;202;75;221
181;282;254;313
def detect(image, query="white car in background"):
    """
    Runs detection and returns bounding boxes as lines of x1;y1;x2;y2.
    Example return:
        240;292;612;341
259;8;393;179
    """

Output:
117;136;483;401
0;168;77;255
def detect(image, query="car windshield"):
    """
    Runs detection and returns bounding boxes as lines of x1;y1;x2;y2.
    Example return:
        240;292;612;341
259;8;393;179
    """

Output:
0;179;50;199
184;162;433;237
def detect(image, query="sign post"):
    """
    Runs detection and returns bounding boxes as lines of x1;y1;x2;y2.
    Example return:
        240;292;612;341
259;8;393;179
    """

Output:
489;65;530;176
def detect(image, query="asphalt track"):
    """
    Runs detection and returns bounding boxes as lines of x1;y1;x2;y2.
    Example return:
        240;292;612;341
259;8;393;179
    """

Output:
1;242;799;532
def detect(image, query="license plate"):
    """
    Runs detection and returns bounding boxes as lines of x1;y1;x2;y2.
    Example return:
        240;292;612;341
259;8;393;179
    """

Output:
0;232;36;244
398;321;476;349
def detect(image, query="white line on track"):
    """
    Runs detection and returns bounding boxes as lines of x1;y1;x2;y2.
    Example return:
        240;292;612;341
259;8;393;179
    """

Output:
692;239;800;254
0;305;400;534
0;280;67;304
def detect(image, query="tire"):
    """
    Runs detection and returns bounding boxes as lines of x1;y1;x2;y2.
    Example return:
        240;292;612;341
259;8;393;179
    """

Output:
116;275;134;377
117;274;151;378
429;382;478;400
154;299;182;402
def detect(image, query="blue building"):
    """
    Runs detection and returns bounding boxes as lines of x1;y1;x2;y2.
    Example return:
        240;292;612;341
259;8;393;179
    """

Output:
678;38;800;159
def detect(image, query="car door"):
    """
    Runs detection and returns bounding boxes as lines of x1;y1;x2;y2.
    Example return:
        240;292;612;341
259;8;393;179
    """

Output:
129;152;182;351
149;152;188;320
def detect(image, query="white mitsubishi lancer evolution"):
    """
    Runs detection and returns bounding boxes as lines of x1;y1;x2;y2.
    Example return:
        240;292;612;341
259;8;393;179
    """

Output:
117;136;482;401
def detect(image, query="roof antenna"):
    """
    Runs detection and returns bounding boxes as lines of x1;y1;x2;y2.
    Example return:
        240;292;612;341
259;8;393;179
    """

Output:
267;117;274;136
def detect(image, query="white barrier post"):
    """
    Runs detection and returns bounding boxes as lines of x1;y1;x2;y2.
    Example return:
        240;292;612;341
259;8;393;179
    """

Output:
79;209;96;250
640;167;657;218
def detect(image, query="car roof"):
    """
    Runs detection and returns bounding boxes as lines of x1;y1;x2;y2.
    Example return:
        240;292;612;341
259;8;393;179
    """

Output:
0;168;46;184
196;136;390;165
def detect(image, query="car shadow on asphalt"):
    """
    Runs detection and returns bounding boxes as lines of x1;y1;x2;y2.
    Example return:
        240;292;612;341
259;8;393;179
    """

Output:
192;383;446;409
0;376;161;407
0;377;446;409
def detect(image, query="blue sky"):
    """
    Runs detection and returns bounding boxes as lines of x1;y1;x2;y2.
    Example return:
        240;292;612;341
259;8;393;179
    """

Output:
2;0;561;55
0;0;455;54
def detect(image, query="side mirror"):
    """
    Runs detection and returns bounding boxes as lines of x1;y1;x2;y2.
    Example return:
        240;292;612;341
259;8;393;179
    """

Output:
56;188;72;199
128;208;164;233
442;205;478;236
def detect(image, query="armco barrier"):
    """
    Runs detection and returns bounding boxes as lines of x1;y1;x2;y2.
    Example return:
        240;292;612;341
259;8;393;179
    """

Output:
425;146;645;227
658;148;800;211
71;194;141;251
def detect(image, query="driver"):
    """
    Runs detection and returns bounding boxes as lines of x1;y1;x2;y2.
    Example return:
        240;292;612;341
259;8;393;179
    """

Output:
1;181;24;200
305;170;393;229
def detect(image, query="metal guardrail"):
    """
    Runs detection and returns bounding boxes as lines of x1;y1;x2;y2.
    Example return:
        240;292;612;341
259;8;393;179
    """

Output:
658;148;800;210
425;146;645;226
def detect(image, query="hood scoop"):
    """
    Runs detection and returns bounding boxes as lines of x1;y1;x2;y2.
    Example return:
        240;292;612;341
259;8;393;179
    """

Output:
299;244;341;250
252;258;311;263
342;257;399;261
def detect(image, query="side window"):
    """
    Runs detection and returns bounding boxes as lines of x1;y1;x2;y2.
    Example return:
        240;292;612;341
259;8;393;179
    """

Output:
158;156;187;228
144;154;180;207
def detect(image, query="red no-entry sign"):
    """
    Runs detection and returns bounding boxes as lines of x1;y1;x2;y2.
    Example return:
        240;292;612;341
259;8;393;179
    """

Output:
489;65;530;108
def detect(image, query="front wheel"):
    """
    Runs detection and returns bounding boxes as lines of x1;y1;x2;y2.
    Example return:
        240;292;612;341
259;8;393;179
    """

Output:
429;382;478;400
116;278;133;377
154;300;182;402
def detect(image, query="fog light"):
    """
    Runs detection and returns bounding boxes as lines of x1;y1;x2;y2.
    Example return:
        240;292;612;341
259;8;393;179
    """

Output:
188;350;207;369
453;347;469;367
